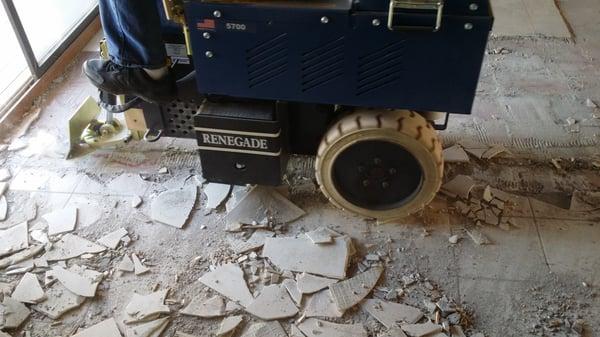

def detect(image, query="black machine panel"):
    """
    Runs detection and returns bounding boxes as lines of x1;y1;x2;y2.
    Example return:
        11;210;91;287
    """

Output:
184;0;493;114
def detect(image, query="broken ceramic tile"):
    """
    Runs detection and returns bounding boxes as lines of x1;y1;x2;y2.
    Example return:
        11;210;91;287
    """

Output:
125;290;170;323
466;226;492;245
305;227;334;244
32;281;86;319
298;319;367;337
217;315;244;336
304;289;344;318
0;222;28;257
132;253;150;275
0;245;44;269
263;236;352;279
245;284;299;320
482;144;508;159
43;207;77;236
228;230;274;254
30;229;49;244
198;264;254;307
42;234;106;261
239;322;287;337
442;145;470;163
125;317;169;337
441;175;476;199
97;228;128;249
204;183;232;210
400;321;442;337
72;318;121;337
0;196;6;221
329;266;383;311
132;195;143;208
52;265;103;298
0;182;8;197
180;295;225;318
282;279;302;306
290;325;306;337
151;185;197;228
1;296;30;329
380;328;408;337
0;168;11;182
12;272;46;304
118;255;135;272
225;187;305;226
297;273;337;294
362;299;423;328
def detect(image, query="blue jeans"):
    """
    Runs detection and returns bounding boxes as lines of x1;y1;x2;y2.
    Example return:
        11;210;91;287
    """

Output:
99;0;167;69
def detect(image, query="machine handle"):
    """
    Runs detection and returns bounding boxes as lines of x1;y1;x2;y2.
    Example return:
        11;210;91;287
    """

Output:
387;0;444;32
144;129;163;143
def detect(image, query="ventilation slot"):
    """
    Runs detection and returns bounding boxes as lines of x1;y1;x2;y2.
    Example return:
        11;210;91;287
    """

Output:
246;34;288;88
356;40;406;96
301;37;345;92
163;100;201;139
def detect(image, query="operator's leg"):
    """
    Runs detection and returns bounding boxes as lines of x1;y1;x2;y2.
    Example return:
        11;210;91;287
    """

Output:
83;0;175;103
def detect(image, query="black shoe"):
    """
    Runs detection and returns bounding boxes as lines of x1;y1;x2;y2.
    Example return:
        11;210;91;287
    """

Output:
83;59;176;103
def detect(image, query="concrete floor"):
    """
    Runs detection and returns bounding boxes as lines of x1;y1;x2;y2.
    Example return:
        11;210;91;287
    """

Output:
1;2;600;337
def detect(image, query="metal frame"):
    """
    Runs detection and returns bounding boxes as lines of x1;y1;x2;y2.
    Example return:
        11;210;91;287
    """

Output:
0;0;99;79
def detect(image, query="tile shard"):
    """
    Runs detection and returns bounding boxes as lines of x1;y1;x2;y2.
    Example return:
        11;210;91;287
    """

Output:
228;230;274;254
263;236;352;279
72;318;122;337
198;263;254;307
125;290;170;324
132;253;150;275
97;228;128;249
0;195;6;221
1;296;30;329
0;244;44;269
305;227;333;244
31;282;86;319
441;175;476;199
400;321;442;337
442;145;470;163
42;234;106;261
125;317;170;337
151;186;197;228
245;284;299;320
0;222;28;257
304;289;344;318
43;207;78;236
180;295;225;318
362;299;423;328
329;266;383;311
298;318;367;337
132;195;143;208
297;273;338;294
282;279;303;306
225;187;305;226
239;321;287;337
204;183;232;210
466;226;492;245
52;265;103;298
118;255;135;272
217;315;244;336
380;328;408;337
12;272;46;304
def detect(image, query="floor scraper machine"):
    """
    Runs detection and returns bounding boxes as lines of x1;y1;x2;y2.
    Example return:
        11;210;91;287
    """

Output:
69;0;493;222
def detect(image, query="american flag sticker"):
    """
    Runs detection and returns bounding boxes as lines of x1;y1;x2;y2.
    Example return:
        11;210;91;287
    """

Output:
197;19;216;30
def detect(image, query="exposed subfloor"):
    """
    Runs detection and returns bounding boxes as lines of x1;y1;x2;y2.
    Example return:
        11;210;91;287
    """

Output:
1;1;600;337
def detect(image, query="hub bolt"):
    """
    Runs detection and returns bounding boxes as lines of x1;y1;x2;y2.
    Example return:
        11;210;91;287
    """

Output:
320;16;329;24
213;10;222;18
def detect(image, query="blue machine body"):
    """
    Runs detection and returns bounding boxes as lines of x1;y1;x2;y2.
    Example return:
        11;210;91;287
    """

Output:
183;0;493;114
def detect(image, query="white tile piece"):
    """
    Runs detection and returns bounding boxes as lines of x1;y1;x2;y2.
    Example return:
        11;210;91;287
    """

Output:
297;273;338;294
1;296;30;329
298;319;367;337
263;237;351;279
0;182;8;197
282;279;302;306
180;295;225;318
132;253;150;275
72;318;121;337
12;272;46;304
304;289;344;318
52;265;103;298
400;322;442;337
0;244;43;269
198;264;254;307
362;299;423;328
0;222;28;257
228;230;274;254
42;234;106;261
329;267;384;311
31;282;86;319
97;228;128;249
118;255;135;272
245;284;299;320
239;322;287;337
43;207;77;236
440;175;476;199
125;317;170;337
0;168;11;182
442;145;470;163
132;195;143;208
151;186;197;228
305;227;333;244
217;315;244;336
125;290;170;324
204;183;232;210
225;187;305;226
0;195;7;221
